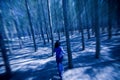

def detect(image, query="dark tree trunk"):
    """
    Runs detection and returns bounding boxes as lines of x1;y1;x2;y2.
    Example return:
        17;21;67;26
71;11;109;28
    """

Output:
116;0;120;32
41;0;50;43
107;0;112;39
62;0;73;69
0;34;11;76
13;19;23;49
54;0;61;40
81;26;85;50
75;0;85;50
27;27;32;39
94;0;100;59
47;0;54;56
83;1;90;39
25;0;37;52
90;0;95;36
37;0;46;45
0;13;11;76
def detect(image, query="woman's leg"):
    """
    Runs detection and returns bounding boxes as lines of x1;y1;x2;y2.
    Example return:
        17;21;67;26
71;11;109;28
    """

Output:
58;62;64;79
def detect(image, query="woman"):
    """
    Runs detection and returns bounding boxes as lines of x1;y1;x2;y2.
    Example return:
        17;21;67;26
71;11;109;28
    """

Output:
54;40;65;79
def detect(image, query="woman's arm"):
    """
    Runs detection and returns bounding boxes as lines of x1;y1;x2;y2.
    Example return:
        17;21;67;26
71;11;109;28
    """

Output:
61;47;66;55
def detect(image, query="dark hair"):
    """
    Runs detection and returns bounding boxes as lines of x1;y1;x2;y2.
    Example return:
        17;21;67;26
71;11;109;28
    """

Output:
54;40;60;48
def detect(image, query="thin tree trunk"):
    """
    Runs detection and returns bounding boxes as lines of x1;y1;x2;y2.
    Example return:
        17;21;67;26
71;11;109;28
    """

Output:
47;0;54;56
107;0;112;39
54;0;61;40
75;0;85;50
62;0;73;69
25;0;37;52
94;0;100;58
83;1;90;39
37;0;46;45
0;34;11;76
81;26;85;50
13;19;23;49
40;24;46;45
0;13;11;76
117;0;120;32
41;0;50;43
90;0;95;36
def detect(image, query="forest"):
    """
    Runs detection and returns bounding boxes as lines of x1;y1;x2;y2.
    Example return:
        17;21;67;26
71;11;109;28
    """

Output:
0;0;120;80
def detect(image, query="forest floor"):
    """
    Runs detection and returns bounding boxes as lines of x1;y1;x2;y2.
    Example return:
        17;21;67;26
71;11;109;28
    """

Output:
0;31;120;80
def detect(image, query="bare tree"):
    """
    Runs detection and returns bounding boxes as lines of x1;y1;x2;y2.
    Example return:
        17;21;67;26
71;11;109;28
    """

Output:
75;0;85;50
47;0;54;56
25;0;37;51
94;0;100;58
62;0;73;69
37;0;46;45
0;11;11;76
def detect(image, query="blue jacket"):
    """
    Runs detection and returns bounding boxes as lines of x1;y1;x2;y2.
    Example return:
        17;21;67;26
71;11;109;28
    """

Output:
54;46;65;63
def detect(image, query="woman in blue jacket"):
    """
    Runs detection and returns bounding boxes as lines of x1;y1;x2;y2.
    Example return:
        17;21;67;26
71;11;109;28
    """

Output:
54;40;65;79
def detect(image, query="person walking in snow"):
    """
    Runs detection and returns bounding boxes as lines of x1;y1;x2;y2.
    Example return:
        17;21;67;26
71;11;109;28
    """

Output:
54;40;65;79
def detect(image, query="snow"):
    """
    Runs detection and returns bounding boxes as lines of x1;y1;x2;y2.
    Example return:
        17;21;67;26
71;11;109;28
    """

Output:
0;32;120;80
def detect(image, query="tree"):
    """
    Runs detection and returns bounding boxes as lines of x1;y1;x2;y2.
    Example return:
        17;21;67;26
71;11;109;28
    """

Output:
47;0;54;56
0;10;11;76
94;0;100;58
53;0;61;40
107;0;112;39
25;0;37;51
75;0;85;50
62;0;73;69
82;1;90;39
37;0;46;45
116;0;120;32
41;0;50;43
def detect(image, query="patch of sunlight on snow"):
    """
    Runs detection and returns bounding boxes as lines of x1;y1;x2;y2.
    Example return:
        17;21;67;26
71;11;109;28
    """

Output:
72;52;81;59
63;67;91;80
10;58;32;64
35;47;51;55
25;77;35;80
100;56;114;62
96;67;115;80
14;48;33;54
83;48;95;53
101;46;110;54
0;67;5;74
11;57;55;72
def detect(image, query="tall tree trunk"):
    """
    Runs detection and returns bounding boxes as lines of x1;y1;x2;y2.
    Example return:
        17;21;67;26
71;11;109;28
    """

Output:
107;0;112;39
27;27;32;39
85;15;90;39
37;0;46;45
0;34;11;76
83;1;90;39
62;0;73;69
54;0;61;40
47;0;54;56
75;0;85;50
40;23;46;45
90;0;95;36
13;19;23;49
25;0;37;52
36;23;42;40
0;12;11;76
41;0;50;43
81;25;85;50
116;0;120;32
94;0;100;58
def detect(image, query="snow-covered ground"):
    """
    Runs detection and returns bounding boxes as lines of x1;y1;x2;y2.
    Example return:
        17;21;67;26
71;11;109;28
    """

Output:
0;31;120;80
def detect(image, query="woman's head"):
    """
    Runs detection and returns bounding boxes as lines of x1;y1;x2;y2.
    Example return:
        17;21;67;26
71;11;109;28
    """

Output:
55;40;60;48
